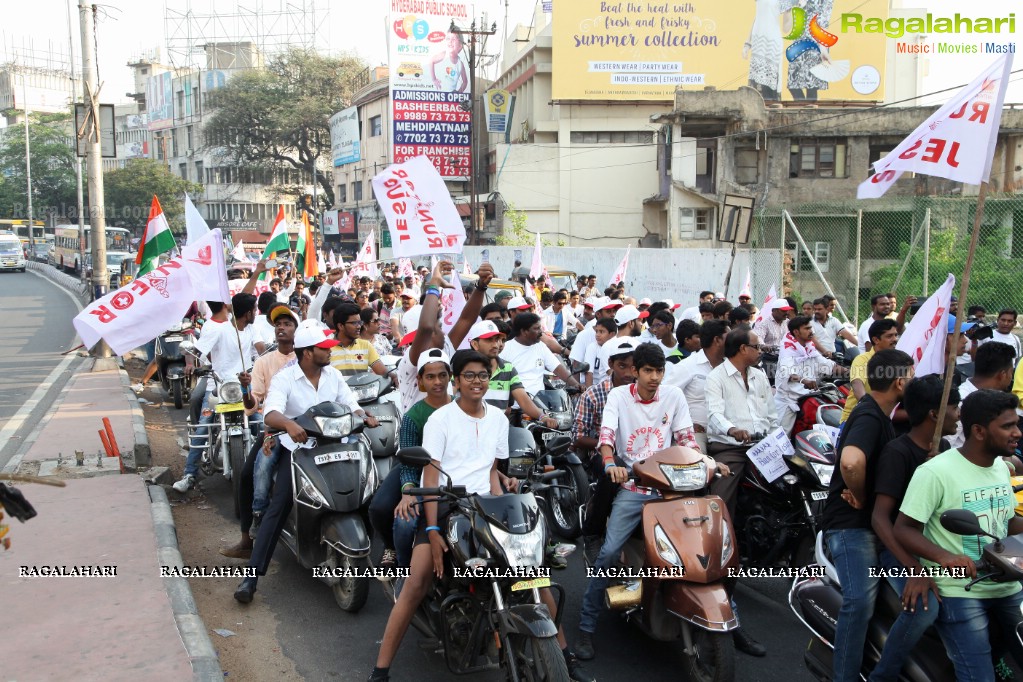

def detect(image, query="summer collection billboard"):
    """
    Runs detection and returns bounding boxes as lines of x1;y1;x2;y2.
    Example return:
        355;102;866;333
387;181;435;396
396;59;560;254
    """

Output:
552;0;889;102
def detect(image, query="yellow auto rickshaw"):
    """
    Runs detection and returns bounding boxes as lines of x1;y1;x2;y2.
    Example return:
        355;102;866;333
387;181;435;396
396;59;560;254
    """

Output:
119;257;139;288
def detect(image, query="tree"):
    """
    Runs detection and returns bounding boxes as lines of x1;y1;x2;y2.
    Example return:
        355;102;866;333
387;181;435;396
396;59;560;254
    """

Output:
202;48;368;208
104;159;202;234
0;112;78;220
496;203;565;246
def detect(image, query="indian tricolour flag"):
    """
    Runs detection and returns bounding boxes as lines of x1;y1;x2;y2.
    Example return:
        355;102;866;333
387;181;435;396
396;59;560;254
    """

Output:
136;195;177;276
295;212;317;279
259;206;291;278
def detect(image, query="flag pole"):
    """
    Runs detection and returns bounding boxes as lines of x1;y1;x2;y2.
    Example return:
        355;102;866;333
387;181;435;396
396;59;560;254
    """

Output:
229;312;248;374
930;181;990;455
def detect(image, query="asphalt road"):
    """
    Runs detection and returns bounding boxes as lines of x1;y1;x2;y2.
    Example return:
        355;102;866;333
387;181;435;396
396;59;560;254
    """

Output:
0;270;83;469
162;405;820;682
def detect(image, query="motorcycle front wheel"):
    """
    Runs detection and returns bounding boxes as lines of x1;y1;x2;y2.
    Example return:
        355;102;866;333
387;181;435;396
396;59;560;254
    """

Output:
684;628;735;682
326;548;370;613
506;634;569;682
544;463;589;540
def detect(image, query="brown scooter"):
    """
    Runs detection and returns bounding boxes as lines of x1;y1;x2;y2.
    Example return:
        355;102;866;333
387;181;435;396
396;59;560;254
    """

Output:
605;446;739;682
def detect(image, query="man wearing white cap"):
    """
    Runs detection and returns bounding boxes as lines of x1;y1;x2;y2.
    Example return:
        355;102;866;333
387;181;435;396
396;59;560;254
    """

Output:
569;297;623;374
234;319;379;603
752;300;794;351
503;313;583;396
389;291;419;343
468;319;558;425
594;304;647;381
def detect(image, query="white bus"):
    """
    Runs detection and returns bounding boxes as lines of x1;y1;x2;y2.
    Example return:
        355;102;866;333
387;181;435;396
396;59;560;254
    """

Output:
54;224;131;274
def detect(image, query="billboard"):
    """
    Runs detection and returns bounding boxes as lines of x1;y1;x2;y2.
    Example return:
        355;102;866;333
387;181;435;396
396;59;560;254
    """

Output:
330;106;362;167
146;72;174;130
388;3;475;179
552;0;888;101
485;89;511;133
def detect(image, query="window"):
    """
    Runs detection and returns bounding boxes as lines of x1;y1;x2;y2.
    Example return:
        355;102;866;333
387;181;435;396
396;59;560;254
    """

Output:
172;129;179;157
369;115;382;137
187;125;194;151
735;148;760;185
179;163;188;180
338;184;347;203
570;131;652;144
678;207;713;240
176;91;184;120
789;138;847;178
353;181;363;201
788;240;831;273
194;161;203;185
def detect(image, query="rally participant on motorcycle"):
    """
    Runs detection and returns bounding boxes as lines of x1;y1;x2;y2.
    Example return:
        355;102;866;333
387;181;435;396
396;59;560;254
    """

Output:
665;319;729;453
895;389;1023;681
233;320;379;603
812;297;857;359
219;304;300;558
949;341;1017;450
576;343;730;661
841;319;900;423
173;294;262;493
503;314;582;396
775;315;845;436
751;301;793;351
368;350;593;682
329;303;396;386
867;375;960;682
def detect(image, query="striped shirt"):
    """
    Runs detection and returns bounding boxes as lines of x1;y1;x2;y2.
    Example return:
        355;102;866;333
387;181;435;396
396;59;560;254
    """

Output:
484;357;525;410
329;339;380;375
572;377;615;460
398;400;443;486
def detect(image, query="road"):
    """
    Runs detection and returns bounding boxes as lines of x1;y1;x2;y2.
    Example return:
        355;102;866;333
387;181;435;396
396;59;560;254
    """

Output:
0;270;83;469
144;387;820;682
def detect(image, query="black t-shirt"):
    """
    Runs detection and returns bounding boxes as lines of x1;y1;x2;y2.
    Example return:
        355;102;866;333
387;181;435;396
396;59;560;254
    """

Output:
873;435;929;525
821;394;897;531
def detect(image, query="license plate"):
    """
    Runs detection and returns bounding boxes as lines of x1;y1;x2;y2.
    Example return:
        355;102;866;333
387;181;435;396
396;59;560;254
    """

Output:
541;431;558;443
314;451;360;465
163;335;184;342
511;577;551;591
214;402;245;413
810;491;829;501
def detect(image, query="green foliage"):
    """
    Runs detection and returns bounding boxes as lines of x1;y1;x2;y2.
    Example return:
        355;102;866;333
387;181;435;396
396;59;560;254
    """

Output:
496;204;565;246
104;159;203;234
203;48;368;207
867;226;1021;312
0;112;78;219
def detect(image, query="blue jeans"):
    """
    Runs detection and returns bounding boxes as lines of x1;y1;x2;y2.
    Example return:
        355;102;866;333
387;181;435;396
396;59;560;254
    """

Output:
368;467;418;566
252;440;278;516
579;489;649;633
826;528;880;682
936;589;1023;682
184;393;214;477
868;548;941;682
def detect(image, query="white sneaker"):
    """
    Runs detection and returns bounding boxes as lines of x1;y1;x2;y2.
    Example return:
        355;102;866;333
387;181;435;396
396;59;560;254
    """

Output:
131;382;145;395
172;474;196;493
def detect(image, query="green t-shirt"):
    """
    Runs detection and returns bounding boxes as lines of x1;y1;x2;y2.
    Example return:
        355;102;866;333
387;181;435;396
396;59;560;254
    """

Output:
899;448;1018;599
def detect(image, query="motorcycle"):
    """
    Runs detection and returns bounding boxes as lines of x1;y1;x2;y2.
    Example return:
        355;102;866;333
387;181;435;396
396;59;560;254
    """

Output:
345;372;400;481
156;321;195;409
790;508;1023;681
275;400;379;612
604;446;738;682
734;430;836;569
792;382;846;434
394;446;573;681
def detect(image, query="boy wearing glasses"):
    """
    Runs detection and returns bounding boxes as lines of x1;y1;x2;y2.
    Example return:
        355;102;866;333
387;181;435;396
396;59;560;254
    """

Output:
329;302;396;385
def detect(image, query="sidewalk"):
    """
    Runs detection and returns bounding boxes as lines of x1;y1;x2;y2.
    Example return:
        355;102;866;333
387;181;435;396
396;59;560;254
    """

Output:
0;359;221;681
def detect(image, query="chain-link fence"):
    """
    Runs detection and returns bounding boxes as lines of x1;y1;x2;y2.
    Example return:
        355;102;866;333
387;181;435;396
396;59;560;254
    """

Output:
747;193;1023;327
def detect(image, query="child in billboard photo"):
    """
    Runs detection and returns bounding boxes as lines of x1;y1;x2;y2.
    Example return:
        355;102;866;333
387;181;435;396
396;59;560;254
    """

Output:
430;32;469;93
787;0;834;100
743;0;805;101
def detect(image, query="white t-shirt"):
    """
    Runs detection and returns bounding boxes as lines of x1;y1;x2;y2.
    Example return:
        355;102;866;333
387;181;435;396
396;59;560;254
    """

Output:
665;350;713;427
396;337;456;413
981;331;1022;360
811;315;846;354
584;339;604;379
679;306;702;324
252;315;276;346
196;320;258;392
569;320;597;365
421;401;509;496
600;384;693;471
502;338;562;395
857;318;877;352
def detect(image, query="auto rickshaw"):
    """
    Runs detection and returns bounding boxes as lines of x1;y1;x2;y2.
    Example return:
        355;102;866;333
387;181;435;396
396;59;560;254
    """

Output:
119;257;139;288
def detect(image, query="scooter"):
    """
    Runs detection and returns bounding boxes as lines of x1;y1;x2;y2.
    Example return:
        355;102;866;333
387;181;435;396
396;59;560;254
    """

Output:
789;508;1023;681
394;446;573;680
345;372;400;481
605;446;738;682
275;400;379;613
156;321;194;409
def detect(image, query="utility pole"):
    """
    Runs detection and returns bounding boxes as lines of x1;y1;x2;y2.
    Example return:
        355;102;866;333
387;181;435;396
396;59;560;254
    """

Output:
451;19;496;246
21;73;34;250
79;0;111;356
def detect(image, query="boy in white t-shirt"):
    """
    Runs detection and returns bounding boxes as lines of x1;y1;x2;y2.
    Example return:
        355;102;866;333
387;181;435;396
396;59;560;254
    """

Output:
583;317;616;388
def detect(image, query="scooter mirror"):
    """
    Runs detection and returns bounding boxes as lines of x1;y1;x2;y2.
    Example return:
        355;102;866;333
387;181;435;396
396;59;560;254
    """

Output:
397;447;433;468
940;509;988;538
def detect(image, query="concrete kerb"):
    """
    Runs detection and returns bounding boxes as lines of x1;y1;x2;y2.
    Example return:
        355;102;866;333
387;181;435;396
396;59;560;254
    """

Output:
114;356;152;467
26;261;90;305
148;483;225;681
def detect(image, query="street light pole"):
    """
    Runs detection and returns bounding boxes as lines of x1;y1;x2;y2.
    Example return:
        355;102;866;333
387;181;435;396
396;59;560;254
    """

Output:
22;73;34;250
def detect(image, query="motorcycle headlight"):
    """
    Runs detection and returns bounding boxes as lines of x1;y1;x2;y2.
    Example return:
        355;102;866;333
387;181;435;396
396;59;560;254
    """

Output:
654;524;682;567
220;381;243;403
811;462;834;488
489;523;545;568
352;382;380;402
315;414;354;438
659;462;708;491
721;519;734;565
554;412;573;431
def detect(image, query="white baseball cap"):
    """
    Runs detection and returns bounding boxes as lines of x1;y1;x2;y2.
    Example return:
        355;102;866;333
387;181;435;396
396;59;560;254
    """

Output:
398;306;423;346
596;297;624;312
614;304;649;326
293;320;339;349
416;348;451;373
506;296;531;311
583;297;599;309
604;338;638;365
468;319;504;340
638;298;653;307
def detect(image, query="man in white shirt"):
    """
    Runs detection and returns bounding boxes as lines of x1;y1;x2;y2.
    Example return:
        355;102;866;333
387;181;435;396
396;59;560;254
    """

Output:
678;291;716;324
980;309;1022;360
811;298;856;357
569;298;621;372
503;313;582;395
948;340;1017;449
705;328;779;520
174;294;263;493
665;319;729;452
594;304;646;379
251;292;279;347
774;316;839;435
751;302;792;351
541;290;582;341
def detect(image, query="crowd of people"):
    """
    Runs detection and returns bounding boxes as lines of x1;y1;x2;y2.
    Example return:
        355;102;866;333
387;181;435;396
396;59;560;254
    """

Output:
166;256;1023;682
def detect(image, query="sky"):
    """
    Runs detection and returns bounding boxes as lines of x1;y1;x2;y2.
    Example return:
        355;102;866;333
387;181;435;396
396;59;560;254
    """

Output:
2;0;1020;109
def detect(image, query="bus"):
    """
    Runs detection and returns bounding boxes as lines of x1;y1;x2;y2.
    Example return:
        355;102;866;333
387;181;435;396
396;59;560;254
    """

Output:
0;220;46;247
54;224;132;274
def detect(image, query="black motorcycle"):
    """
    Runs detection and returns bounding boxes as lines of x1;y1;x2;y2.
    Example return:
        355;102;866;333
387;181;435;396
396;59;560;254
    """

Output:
395;446;571;681
275;401;379;612
345;372;400;481
790;509;1023;681
734;430;835;569
157;322;194;409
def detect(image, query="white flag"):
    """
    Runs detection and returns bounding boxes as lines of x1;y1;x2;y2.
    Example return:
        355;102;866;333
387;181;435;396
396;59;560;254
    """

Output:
184;194;211;245
399;257;414;279
529;232;544;280
328;249;338;268
462;260;472;276
896;273;955;378
740;269;752;298
753;284;778;325
441;270;468;349
317;250;327;274
859;55;1013;199
372;155;466;257
231;238;246;262
182;228;231;304
350;231;378;279
609;246;630;286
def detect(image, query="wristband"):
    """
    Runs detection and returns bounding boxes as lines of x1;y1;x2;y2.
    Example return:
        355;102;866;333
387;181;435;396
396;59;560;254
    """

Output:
425;525;441;534
604;462;616;473
401;483;414;492
475;281;488;292
241;384;250;396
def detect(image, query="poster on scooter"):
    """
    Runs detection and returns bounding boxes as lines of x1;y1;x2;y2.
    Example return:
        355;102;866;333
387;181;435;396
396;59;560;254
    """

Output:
745;427;793;483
